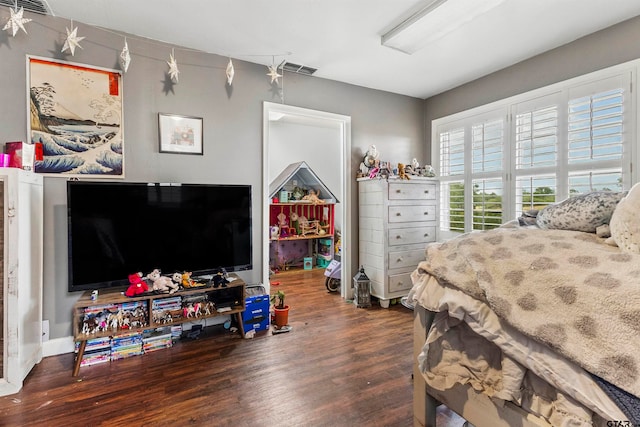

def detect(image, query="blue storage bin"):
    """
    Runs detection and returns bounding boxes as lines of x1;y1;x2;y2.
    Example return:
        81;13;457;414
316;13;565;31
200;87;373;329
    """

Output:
243;294;270;332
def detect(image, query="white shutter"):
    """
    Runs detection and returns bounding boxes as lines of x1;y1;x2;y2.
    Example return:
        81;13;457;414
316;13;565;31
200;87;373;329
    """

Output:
515;175;557;217
439;181;465;233
439;127;464;177
515;105;558;169
472;119;503;173
568;169;623;194
471;178;502;230
568;88;624;164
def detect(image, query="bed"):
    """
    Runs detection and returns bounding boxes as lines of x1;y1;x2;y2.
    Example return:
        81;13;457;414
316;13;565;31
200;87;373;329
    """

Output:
408;188;640;427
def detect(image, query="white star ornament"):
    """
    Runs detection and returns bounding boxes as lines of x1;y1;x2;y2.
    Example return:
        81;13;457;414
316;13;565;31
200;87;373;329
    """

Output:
167;52;180;83
3;6;32;37
120;40;131;72
267;64;282;84
226;59;235;85
62;25;85;56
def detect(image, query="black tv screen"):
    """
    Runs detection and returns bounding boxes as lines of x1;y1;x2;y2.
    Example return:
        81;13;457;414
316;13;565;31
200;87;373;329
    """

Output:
67;181;252;292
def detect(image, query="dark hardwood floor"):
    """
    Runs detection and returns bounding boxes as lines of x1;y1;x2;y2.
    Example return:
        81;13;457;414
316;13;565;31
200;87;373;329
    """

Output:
0;269;418;427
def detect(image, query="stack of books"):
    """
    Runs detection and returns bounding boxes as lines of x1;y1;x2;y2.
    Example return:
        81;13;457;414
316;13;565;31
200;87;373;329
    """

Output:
142;327;173;353
151;296;182;323
76;337;111;366
170;324;183;341
152;296;182;311
110;332;143;360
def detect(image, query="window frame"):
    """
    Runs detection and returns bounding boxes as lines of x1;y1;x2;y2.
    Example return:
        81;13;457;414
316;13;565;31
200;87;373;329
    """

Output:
432;60;637;240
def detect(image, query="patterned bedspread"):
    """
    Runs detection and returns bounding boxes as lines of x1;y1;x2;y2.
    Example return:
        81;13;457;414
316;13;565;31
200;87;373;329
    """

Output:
415;227;640;399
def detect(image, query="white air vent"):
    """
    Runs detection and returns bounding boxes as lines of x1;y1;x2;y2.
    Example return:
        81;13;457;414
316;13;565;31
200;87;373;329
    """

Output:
282;62;317;76
0;0;49;14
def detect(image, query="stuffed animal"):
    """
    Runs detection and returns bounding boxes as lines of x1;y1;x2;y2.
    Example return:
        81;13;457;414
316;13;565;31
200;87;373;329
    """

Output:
172;272;183;289
181;271;206;288
181;271;195;288
363;145;380;168
125;272;149;297
212;268;229;288
147;268;179;294
607;182;640;253
398;163;410;180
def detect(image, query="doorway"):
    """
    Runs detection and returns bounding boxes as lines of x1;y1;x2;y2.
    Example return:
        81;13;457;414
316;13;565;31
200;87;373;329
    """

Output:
262;102;352;298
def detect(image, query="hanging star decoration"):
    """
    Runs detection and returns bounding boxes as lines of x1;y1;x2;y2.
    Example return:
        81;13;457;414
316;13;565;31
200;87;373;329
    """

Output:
61;22;85;56
3;6;32;37
266;63;282;84
226;58;235;85
167;49;180;83
119;39;131;72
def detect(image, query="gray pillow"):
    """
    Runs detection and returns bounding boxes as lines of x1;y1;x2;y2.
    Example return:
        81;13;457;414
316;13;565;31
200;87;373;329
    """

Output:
536;191;627;233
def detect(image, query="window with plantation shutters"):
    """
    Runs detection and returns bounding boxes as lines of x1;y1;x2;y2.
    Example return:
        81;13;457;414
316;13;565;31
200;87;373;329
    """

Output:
433;64;634;238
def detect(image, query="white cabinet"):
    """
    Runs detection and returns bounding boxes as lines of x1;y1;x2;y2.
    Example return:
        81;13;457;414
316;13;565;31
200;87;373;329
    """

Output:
358;177;438;307
0;169;43;396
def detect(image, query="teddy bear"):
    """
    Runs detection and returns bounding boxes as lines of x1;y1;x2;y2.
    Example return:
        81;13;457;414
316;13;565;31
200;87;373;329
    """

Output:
125;272;149;297
147;268;180;294
398;163;410;180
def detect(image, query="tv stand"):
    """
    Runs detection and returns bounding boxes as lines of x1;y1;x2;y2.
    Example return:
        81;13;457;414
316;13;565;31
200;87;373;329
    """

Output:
72;275;246;376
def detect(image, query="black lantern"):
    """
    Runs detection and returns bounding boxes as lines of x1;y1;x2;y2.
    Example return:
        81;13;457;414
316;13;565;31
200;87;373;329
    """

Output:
352;266;371;308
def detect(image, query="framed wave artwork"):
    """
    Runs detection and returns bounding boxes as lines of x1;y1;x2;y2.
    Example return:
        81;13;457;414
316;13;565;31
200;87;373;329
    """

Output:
27;56;124;177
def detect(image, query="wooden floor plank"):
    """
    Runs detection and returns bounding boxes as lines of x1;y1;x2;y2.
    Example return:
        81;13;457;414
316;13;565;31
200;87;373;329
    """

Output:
0;269;417;426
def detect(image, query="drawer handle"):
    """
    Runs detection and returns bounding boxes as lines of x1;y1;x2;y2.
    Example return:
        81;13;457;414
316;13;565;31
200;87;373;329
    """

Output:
396;235;402;239
396;257;403;263
396;212;401;216
424;190;429;194
424;233;429;237
396;189;401;193
424;212;429;215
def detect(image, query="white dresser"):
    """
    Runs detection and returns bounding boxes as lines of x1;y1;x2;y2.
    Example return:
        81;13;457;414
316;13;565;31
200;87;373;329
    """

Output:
358;177;438;308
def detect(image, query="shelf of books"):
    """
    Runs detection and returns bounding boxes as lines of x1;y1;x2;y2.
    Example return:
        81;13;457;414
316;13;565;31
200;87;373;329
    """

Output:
72;275;246;376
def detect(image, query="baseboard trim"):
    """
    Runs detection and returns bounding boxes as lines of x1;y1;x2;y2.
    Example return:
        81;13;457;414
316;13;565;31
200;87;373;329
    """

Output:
42;336;75;357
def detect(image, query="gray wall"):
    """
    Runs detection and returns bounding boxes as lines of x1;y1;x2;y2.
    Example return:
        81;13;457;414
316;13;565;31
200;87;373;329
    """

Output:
0;12;424;341
423;15;640;159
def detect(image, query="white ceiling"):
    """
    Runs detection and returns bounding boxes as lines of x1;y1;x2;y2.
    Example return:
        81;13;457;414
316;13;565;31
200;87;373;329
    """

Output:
42;0;640;99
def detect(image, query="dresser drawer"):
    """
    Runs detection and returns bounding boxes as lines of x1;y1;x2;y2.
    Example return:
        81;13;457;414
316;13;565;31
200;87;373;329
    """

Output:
388;272;413;293
388;248;425;270
388;226;436;246
388;183;436;201
388;204;436;223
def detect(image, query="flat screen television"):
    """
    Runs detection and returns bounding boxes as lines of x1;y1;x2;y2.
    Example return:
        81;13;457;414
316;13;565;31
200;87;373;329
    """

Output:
67;181;252;292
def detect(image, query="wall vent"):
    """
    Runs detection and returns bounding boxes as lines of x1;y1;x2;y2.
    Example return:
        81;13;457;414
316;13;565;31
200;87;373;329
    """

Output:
282;62;317;76
0;0;49;15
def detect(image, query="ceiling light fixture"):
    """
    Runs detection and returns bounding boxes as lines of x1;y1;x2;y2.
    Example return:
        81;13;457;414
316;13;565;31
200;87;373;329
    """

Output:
381;0;507;54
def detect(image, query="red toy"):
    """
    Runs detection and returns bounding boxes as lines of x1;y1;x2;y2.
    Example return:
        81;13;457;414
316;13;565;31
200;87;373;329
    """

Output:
125;272;149;297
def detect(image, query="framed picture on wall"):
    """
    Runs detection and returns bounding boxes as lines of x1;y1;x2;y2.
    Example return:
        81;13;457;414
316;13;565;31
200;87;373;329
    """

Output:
158;113;203;155
27;56;124;178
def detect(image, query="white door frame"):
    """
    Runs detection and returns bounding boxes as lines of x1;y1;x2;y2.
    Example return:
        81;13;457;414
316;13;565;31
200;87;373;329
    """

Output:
262;102;352;298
